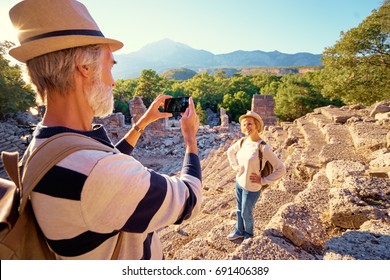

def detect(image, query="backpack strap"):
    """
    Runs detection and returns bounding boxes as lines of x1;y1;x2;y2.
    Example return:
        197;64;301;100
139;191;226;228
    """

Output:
1;151;21;192
238;136;247;148
258;141;267;172
19;132;118;212
111;232;123;260
239;137;267;173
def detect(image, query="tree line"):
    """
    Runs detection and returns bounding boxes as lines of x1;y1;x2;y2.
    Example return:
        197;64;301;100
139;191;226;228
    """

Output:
0;1;389;123
0;41;35;120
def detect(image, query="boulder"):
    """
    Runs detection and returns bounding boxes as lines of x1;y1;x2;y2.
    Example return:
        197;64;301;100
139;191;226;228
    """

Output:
326;160;366;186
324;220;390;260
329;176;390;229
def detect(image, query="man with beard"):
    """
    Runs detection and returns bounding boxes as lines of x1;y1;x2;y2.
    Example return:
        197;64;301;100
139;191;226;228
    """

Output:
8;0;201;259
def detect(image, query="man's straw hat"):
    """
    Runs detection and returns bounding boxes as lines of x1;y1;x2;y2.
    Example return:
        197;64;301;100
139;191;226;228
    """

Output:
9;0;123;63
239;111;264;132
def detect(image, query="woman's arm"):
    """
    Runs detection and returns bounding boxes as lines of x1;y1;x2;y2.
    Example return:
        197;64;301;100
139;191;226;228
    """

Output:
260;145;286;185
227;139;242;172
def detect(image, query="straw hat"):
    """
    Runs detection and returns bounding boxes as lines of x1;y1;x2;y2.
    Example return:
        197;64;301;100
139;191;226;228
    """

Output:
8;0;123;63
239;111;264;132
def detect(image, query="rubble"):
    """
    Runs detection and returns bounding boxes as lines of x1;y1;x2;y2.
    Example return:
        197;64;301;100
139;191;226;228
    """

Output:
1;99;389;260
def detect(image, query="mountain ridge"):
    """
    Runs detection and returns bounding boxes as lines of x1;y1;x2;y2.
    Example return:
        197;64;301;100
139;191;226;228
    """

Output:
113;38;322;79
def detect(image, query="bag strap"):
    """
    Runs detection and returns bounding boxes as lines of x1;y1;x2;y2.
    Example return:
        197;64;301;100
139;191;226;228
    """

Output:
1;151;22;191
2;132;124;259
238;137;267;173
111;232;123;260
19;132;119;212
258;141;266;172
238;136;246;148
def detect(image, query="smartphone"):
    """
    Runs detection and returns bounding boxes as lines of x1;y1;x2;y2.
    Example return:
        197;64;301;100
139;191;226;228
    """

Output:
164;97;189;113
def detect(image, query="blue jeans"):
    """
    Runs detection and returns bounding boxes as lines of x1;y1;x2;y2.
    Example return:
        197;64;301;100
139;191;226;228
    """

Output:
234;181;261;239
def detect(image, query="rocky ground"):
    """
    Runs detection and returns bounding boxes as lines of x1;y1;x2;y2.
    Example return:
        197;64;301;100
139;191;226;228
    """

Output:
133;100;390;260
1;100;389;260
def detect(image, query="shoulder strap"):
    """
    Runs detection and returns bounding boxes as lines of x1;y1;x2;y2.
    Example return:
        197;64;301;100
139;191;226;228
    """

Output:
258;140;266;154
1;151;21;191
258;141;267;170
111;232;123;260
239;137;247;148
19;132;118;212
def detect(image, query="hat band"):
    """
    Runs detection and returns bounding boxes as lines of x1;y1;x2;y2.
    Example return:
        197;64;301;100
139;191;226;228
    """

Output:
20;29;105;44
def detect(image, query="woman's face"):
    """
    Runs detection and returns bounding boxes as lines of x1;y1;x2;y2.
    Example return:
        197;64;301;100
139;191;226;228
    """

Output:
241;117;257;135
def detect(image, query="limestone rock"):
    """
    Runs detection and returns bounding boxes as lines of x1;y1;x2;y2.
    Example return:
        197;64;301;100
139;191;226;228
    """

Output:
2;99;390;260
324;220;390;260
348;122;389;154
229;234;315;260
329;176;390;229
265;203;328;254
326;160;366;186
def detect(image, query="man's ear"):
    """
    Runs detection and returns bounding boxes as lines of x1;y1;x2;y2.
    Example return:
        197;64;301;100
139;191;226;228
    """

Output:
76;64;90;78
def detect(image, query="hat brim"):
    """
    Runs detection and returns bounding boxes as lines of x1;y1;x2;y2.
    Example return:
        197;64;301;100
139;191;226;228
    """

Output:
9;35;123;63
239;114;262;124
239;113;264;132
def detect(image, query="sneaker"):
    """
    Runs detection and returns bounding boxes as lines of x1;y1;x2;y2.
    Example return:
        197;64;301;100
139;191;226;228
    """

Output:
227;232;243;241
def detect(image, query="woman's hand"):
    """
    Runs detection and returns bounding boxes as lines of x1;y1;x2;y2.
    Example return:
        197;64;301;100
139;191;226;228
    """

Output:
249;172;261;184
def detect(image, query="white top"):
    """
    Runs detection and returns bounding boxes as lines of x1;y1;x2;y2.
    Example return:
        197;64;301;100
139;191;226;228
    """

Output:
227;137;286;192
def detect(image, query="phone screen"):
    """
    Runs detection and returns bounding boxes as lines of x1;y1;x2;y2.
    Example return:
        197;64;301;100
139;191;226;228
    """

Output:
164;97;189;113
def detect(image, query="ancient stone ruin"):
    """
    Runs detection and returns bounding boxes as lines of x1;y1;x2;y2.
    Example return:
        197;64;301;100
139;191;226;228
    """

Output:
152;100;390;260
1;97;389;260
251;94;277;126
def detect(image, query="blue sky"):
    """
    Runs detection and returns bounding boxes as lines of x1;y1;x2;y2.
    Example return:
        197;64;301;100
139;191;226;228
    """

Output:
0;0;384;56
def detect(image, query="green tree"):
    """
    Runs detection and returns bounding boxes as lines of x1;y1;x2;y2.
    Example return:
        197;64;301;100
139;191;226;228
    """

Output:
168;82;188;98
221;91;251;122
182;73;224;113
249;73;282;96
113;78;138;122
321;0;390;105
0;41;36;120
195;101;207;125
214;70;228;80
275;74;342;121
226;74;259;97
261;80;281;96
135;69;165;107
113;79;138;102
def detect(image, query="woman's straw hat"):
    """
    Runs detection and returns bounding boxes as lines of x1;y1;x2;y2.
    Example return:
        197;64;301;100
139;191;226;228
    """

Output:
239;111;264;132
9;0;123;63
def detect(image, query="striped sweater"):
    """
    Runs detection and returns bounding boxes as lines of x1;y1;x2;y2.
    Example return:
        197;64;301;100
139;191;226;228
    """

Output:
28;123;202;260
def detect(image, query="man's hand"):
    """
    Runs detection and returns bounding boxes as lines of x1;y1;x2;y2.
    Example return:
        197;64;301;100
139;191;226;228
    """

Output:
180;97;199;155
137;95;173;130
124;95;172;147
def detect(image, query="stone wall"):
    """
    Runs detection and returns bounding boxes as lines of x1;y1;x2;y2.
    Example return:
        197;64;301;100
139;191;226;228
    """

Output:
0;113;39;179
129;96;166;131
93;113;129;144
251;94;277;126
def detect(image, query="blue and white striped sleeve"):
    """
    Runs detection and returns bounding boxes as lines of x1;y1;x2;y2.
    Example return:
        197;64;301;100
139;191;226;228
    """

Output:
80;152;202;234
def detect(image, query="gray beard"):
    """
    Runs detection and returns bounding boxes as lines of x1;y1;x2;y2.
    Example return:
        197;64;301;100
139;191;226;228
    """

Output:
86;80;114;118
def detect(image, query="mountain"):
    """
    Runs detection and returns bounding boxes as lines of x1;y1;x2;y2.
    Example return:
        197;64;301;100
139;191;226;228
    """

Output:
113;38;322;79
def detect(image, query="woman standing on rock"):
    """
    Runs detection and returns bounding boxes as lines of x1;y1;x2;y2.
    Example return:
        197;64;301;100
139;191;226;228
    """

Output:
227;111;286;240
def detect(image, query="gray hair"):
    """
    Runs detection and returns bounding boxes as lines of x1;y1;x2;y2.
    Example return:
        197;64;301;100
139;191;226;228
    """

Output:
26;44;103;103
